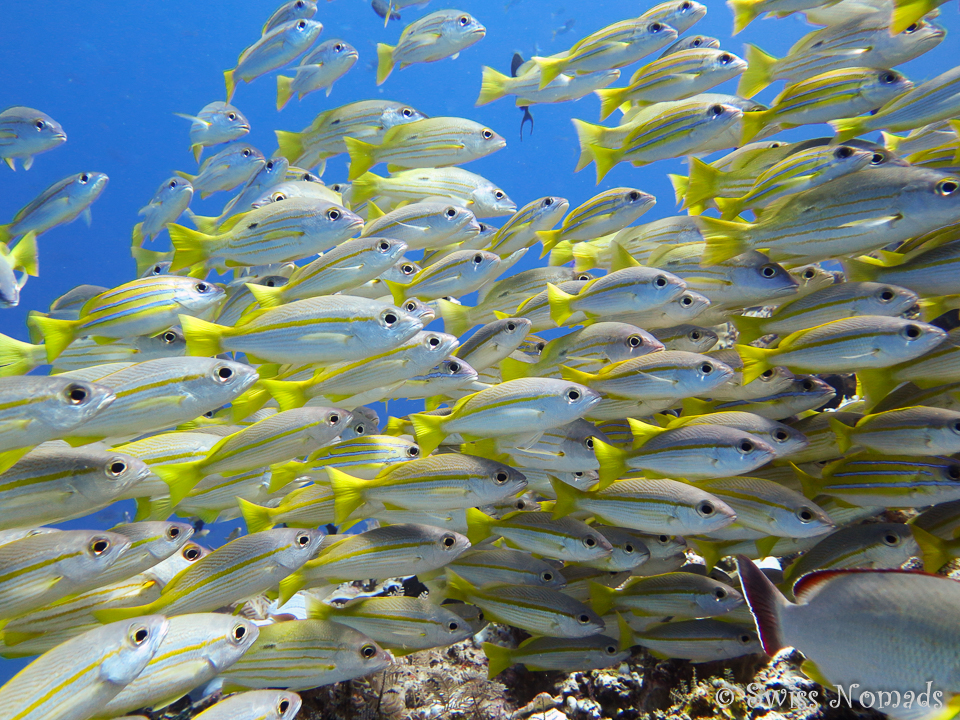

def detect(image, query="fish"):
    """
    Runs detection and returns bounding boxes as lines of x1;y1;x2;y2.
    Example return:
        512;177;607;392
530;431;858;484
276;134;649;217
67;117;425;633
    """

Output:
659;35;721;57
362;201;480;251
377;10;485;85
662;410;809;458
465;508;613;563
0;106;66;170
0;232;38;308
220;619;391;692
632;618;761;662
277;39;357;109
351;167;516;218
190;689;302;720
477;67;621;108
536;188;656;255
781;523;919;583
0;616;169;720
829;406;960;456
442;547;566;589
590;571;744;617
650;325;718;353
0;172;108;244
483;635;629;678
29;276;224;362
175;144;266;199
640;0;707;33
263;0;317;34
224;19;324;101
174;102;251;162
133;177;194;246
268;434;421;488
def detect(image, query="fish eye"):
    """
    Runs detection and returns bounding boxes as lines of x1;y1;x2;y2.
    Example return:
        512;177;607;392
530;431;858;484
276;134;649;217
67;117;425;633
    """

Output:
719;53;732;64
184;545;201;560
377;240;391;251
681;0;692;8
577;613;591;624
449;361;462;373
738;439;755;453
654;275;668;288
797;507;815;522
428;336;441;348
402;107;414;117
947;464;960;480
445;207;458;218
680;296;693;307
566;388;582;401
382;311;398;326
904;22;920;32
353;423;365;434
326;208;341;220
216;366;234;381
107;461;127;477
739;634;752;644
542;197;554;206
585;437;595;449
79;173;90;184
650;22;663;31
879;71;898;83
168;180;178;189
35;119;45;130
130;626;150;645
628;190;641;201
328;413;341;425
835;146;855;159
605;645;618;655
691;330;702;340
714;587;727;599
493;470;510;484
709;104;724;117
574;471;585;477
405;302;417;312
448;621;460;631
361;643;378;658
801;267;816;279
407;445;420;456
152;265;164;275
883;532;900;545
541;571;554;582
692;37;702;46
878;288;896;302
697;501;715;516
901;324;922;339
166;525;181;539
296;19;307;29
459;15;469;25
801;378;815;390
441;534;457;548
473;253;484;264
195;282;212;293
628;335;642;347
242;149;251;157
481;129;494;140
296;533;311;546
335;43;344;52
761;265;778;278
495;191;505;199
232;624;247;641
583;535;597;547
952;421;960;434
278;700;290;715
506;321;517;331
402;264;416;275
937;179;959;196
761;369;775;380
515;499;528;509
659;535;670;543
700;363;713;374
227;112;237;120
871;152;885;164
774;429;789;442
90;538;111;555
64;384;89;404
536;342;546;351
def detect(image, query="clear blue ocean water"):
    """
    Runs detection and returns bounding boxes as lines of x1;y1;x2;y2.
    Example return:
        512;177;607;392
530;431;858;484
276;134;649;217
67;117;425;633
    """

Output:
0;0;957;685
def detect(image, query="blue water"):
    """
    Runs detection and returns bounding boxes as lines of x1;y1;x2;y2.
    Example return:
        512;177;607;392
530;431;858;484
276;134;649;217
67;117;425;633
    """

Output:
0;0;957;685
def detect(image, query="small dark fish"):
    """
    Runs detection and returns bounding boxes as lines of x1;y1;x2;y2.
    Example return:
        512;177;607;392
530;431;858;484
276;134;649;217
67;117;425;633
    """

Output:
552;19;575;40
511;53;534;141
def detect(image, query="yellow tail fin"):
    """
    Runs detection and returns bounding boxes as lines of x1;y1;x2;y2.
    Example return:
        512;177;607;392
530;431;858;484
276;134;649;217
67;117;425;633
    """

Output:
464;508;498;547
735;343;776;385
533;55;567;89
593;438;628;489
245;282;286;310
728;0;761;34
224;69;237;103
699;217;752;265
549;476;583;519
912;525;953;572
437;298;472;338
238;497;275;534
595;88;626;122
738;44;777;98
684;157;721;209
588;144;622;183
827;416;856;454
152;462;204;507
275;130;305;163
409;412;447;456
482;642;515;679
276;75;295;111
345;136;379;181
571;119;605;173
0;333;41;376
477;66;510;106
9;232;38;276
546;282;577;326
28;315;78;363
167;223;214;272
179;314;226;357
588;581;618;616
262;379;309;411
739;110;772;145
376;43;395;85
730;313;766;344
328;466;369;525
349;172;383;206
829;116;867;144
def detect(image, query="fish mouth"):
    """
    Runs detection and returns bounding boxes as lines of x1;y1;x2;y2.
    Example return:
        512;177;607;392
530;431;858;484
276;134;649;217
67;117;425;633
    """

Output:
54;132;67;142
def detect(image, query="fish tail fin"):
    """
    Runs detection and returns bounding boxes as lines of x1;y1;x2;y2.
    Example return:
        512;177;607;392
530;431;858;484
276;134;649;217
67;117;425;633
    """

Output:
911;526;952;572
278;572;305;606
609;241;640;272
10;232;38;276
536;230;562;257
735;343;775;385
276;75;295;111
668;174;689;205
275;130;305;163
739;110;771;145
588;144;621;183
482;642;514;679
238;497;275;534
245;282;286;309
548;240;574;267
855;368;896;410
571;119;604;173
224;69;237;102
791;462;823;499
499;356;533;382
533;55;566;89
304;593;334;620
738;44;776;97
409;412;447;456
94;604;153;624
262;379;309;411
559;364;596;387
829;116;867;143
588;581;618;616
594;88;625;121
328;467;368;524
727;0;761;33
344;137;379;181
192;144;203;163
549;476;582;519
713;196;744;220
684;157;721;208
464;507;497;546
179;314;226;357
699;216;751;265
268;461;304;493
0;225;12;245
477;66;510;106
131;245;169;277
438;298;471;337
730;313;765;344
350;172;382;206
27;315;78;363
383;279;407;307
839;256;880;282
189;214;219;235
690;538;727;572
376;43;396;85
735;554;789;654
167;223;214;272
230;386;272;423
827;416;856;454
0;333;41;376
443;570;477;603
593;438;627;490
152;462;203;506
132;222;146;247
571;242;599;272
546;282;576;326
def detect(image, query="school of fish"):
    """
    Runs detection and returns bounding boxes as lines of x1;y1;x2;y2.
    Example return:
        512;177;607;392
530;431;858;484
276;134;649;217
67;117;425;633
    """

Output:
2;0;960;717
